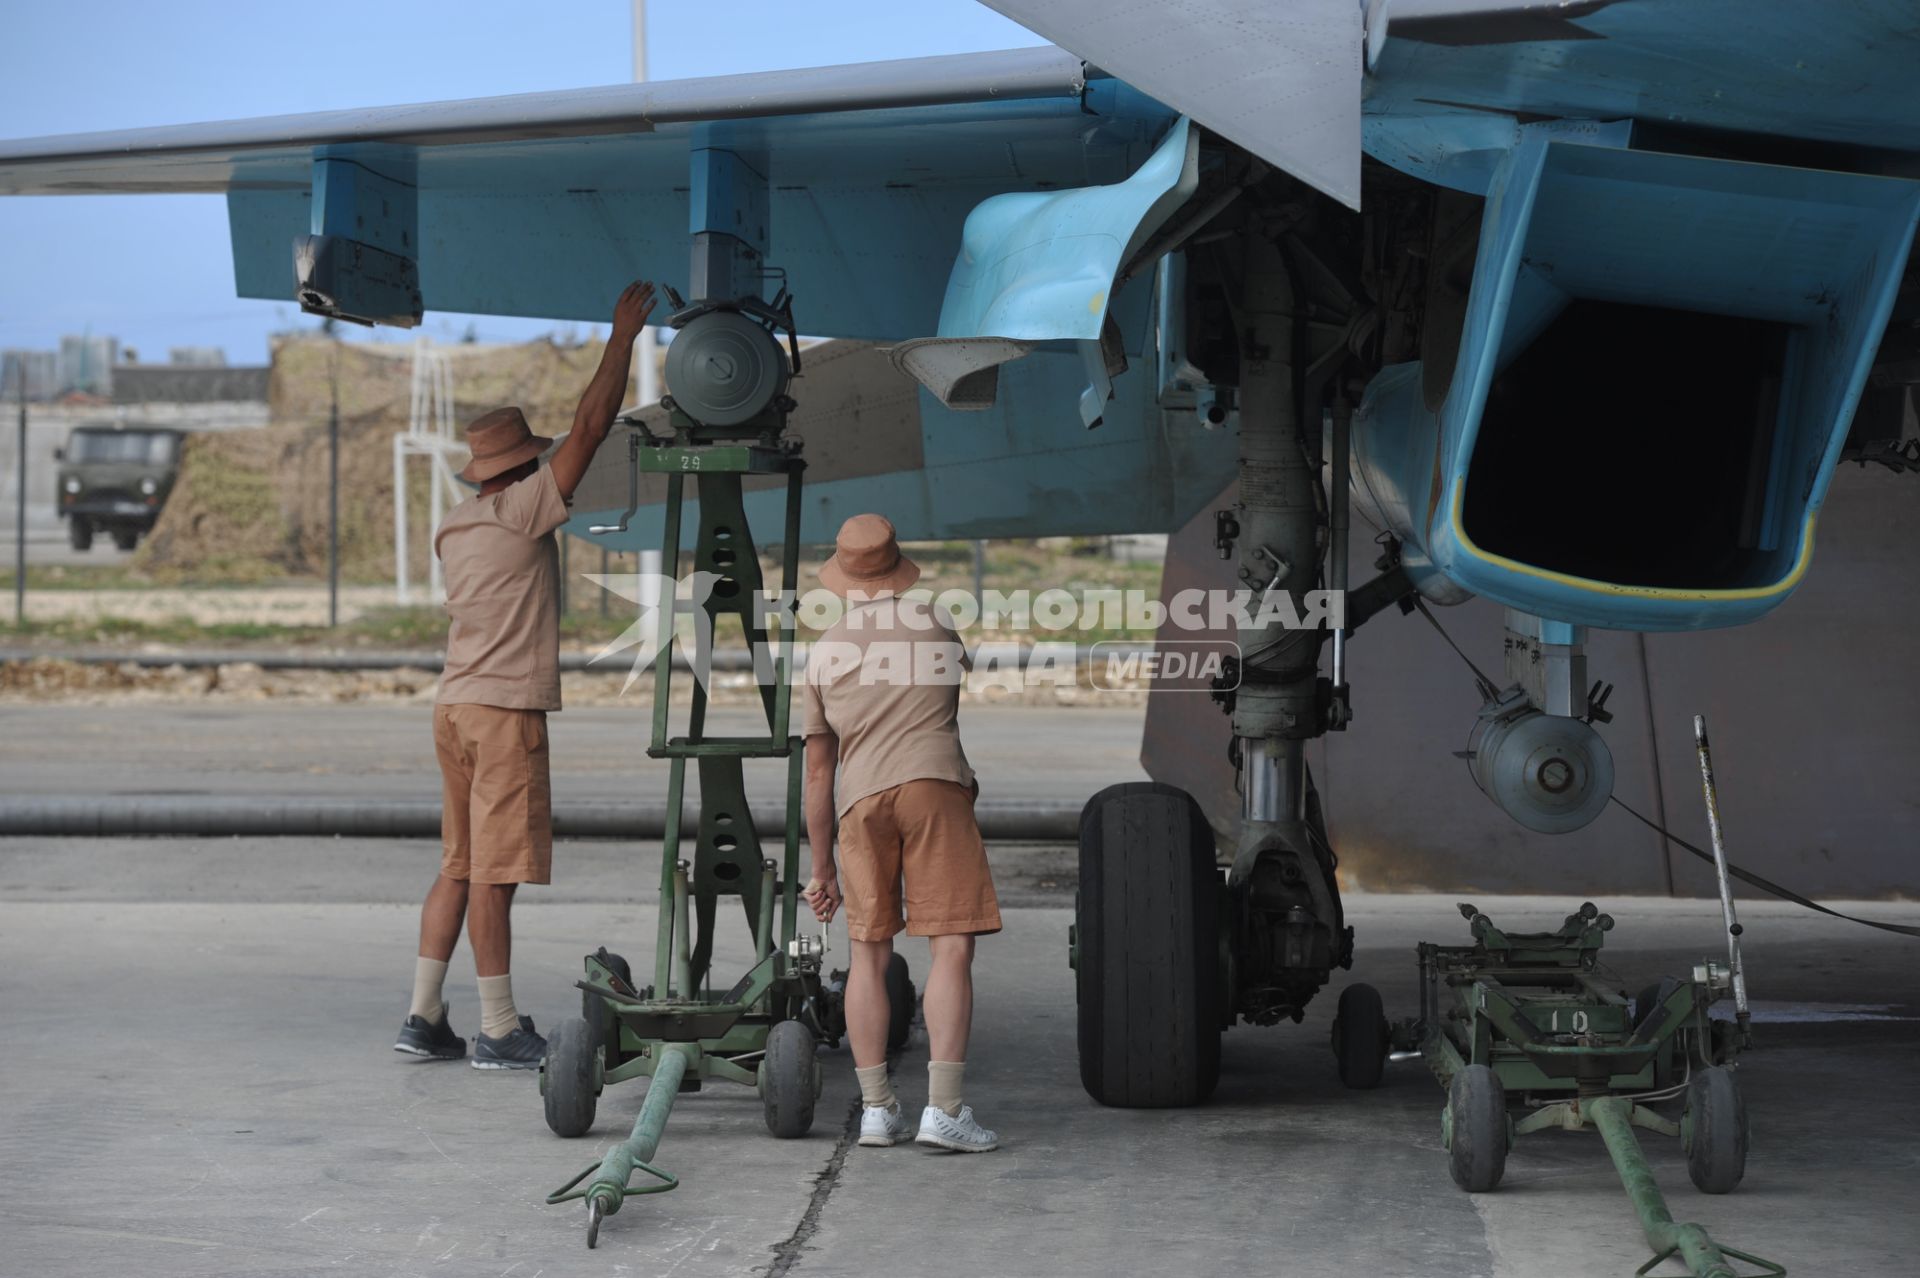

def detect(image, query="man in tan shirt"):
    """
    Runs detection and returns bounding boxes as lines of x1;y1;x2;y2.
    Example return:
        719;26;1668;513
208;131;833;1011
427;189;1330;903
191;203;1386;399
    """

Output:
394;280;656;1070
801;514;1002;1152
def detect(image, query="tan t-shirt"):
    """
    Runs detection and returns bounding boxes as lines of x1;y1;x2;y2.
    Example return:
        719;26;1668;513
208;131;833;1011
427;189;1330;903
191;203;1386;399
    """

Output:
434;465;570;711
802;595;975;817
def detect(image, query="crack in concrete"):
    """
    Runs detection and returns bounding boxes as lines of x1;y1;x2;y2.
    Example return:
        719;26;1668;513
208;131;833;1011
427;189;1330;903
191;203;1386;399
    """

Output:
763;1099;862;1276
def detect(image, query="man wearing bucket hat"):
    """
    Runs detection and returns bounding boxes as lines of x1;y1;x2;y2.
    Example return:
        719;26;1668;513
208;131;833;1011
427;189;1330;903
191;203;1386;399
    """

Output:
394;280;656;1070
800;514;1002;1152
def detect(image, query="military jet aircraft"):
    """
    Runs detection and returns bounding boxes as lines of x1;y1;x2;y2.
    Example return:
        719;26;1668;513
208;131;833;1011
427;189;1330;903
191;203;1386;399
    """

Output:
5;0;1916;1107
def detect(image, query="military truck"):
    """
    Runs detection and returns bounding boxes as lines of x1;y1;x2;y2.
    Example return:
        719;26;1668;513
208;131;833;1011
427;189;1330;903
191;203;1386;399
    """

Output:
54;423;183;551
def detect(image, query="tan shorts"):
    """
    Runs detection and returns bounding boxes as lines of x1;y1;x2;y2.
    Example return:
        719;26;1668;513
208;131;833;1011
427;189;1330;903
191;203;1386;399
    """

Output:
433;703;553;885
838;778;1000;942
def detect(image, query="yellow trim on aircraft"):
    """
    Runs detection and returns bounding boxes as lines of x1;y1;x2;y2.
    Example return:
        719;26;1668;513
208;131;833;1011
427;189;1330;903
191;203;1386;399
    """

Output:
1446;479;1816;601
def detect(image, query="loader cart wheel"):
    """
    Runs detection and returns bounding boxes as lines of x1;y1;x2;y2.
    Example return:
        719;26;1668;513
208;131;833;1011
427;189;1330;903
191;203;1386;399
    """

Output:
68;518;92;551
1684;1065;1748;1194
1075;782;1221;1108
761;1019;819;1139
1446;1064;1509;1192
1332;982;1390;1089
885;952;916;1054
543;1017;599;1139
584;951;632;1068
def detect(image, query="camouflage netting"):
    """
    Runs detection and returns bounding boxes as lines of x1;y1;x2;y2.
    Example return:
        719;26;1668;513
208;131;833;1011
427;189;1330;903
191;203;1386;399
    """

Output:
133;336;630;584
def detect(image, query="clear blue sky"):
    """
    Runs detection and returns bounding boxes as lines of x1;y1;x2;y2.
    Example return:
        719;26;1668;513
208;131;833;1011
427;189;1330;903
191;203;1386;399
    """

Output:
0;0;1044;364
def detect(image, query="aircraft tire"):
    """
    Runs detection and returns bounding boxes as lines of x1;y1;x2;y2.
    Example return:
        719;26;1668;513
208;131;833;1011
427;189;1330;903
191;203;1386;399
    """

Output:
1333;982;1389;1088
1075;781;1221;1108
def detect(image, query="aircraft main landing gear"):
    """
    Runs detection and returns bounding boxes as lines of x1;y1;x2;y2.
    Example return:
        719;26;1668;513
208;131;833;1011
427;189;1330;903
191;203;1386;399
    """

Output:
1072;185;1376;1107
1071;782;1222;1107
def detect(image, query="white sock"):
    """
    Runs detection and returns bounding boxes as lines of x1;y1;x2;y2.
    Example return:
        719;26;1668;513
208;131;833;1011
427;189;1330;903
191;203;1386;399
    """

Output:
477;973;519;1039
409;957;449;1023
855;1063;897;1111
928;1060;965;1118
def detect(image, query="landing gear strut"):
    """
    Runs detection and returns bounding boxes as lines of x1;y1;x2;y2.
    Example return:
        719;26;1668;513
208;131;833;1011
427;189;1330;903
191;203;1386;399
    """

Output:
1075;186;1367;1104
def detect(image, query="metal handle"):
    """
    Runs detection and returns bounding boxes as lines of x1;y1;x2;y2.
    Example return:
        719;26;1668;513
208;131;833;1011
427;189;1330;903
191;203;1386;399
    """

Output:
589;429;644;536
1693;715;1751;1045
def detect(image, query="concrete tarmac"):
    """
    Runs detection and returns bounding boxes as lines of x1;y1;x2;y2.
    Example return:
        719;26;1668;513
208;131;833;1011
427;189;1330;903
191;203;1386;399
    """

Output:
2;831;1915;1277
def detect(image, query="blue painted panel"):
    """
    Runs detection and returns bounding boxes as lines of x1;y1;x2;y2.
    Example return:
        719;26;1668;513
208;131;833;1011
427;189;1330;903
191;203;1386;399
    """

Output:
215;95;1179;340
568;347;1238;550
1369;0;1920;157
934;118;1195;342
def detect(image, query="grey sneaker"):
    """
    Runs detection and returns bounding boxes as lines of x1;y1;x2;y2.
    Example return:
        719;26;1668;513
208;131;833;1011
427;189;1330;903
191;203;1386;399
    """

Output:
473;1015;546;1070
916;1104;999;1152
394;1005;466;1060
858;1103;914;1147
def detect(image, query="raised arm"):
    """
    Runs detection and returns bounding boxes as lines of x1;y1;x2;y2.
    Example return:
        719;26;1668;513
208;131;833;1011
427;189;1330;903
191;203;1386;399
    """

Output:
547;280;656;502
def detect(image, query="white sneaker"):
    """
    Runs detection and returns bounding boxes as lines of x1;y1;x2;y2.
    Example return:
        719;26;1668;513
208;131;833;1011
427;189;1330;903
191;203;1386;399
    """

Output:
858;1103;914;1147
915;1104;999;1152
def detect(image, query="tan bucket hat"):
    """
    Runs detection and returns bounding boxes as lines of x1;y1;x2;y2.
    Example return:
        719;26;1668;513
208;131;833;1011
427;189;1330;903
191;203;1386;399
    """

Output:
459;406;553;482
818;513;921;597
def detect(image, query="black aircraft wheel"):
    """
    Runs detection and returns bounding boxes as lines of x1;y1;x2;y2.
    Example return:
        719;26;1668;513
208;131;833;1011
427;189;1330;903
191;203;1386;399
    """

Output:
761;1020;818;1139
1684;1065;1748;1194
1446;1064;1509;1192
1332;983;1390;1089
584;951;632;1067
543;1016;599;1138
885;952;915;1054
1076;782;1221;1108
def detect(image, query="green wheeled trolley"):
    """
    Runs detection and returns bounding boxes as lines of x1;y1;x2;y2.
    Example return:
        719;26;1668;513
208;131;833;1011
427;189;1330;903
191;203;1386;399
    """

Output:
1333;899;1776;1278
537;296;897;1247
1333;716;1779;1278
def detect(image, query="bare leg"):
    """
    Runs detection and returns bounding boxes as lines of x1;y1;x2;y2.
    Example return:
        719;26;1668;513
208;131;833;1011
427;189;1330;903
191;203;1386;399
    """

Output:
468;882;518;978
418;873;468;962
923;934;976;1063
846;937;894;1069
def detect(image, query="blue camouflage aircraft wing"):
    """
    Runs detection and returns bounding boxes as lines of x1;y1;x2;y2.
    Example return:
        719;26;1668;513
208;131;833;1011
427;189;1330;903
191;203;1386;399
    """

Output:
0;47;1179;342
0;46;1238;547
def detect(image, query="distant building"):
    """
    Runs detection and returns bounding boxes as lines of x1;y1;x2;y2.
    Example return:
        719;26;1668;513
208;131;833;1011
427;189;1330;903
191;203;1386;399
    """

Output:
0;349;58;401
168;346;228;367
113;364;270;409
57;335;119;397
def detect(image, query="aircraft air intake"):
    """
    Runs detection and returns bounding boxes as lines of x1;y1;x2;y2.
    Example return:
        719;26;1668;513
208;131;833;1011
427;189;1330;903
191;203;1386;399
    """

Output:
1352;133;1920;633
